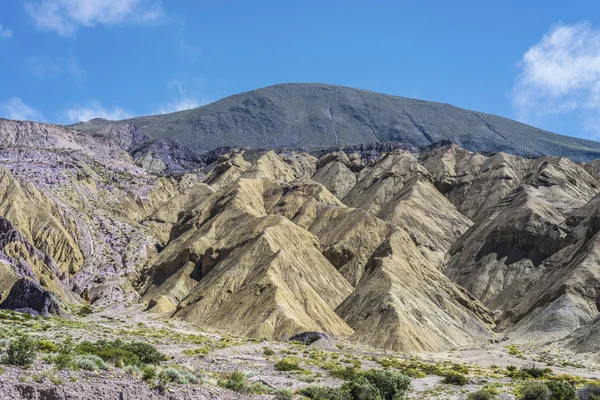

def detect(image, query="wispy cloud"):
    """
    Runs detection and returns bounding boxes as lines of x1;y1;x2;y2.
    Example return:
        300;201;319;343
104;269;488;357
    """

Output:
1;97;43;121
65;102;133;123
27;53;86;84
25;0;163;37
513;22;600;135
0;24;12;38
157;80;211;114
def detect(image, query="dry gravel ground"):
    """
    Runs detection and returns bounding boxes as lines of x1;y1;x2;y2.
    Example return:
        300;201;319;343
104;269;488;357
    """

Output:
1;304;598;400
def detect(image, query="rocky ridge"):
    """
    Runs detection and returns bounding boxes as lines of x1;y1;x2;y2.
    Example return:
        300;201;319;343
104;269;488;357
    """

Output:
3;118;600;356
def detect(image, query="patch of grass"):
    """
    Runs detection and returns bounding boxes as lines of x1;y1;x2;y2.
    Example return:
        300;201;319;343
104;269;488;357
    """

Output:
158;367;198;385
37;339;57;353
183;346;209;358
506;345;522;357
72;355;108;371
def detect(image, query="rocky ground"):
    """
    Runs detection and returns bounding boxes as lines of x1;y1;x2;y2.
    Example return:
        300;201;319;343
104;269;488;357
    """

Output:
1;305;599;400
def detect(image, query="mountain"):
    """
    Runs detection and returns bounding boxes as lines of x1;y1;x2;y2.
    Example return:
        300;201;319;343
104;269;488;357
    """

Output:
9;113;600;355
72;83;600;161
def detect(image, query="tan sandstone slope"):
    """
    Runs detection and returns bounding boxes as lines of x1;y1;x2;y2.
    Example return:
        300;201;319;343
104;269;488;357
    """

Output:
8;118;600;353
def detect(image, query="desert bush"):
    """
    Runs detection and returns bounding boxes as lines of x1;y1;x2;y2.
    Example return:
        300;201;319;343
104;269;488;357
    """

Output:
577;383;600;400
220;370;250;393
521;364;550;379
158;367;197;384
442;370;468;385
77;340;166;366
274;389;294;400
299;385;352;400
37;339;57;353
141;365;157;382
468;389;496;400
545;380;576;400
72;355;107;371
3;335;37;366
274;357;303;371
299;369;409;400
263;347;276;356
330;366;359;380
518;382;551;400
342;375;381;400
361;369;410;400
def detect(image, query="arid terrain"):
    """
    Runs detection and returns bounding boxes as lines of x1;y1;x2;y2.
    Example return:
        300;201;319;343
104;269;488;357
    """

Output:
3;115;600;399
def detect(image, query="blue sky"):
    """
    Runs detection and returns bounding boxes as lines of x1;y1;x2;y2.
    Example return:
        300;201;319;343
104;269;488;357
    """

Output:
1;1;599;140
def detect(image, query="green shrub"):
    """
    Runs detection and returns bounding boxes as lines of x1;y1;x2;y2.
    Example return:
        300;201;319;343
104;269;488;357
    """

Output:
578;384;600;400
263;347;276;356
442;371;468;386
545;380;576;400
402;368;426;378
518;382;551;400
299;385;352;400
274;357;303;371
330;366;359;380
521;364;549;379
220;370;250;393
72;355;107;371
37;340;57;353
3;335;37;366
142;365;157;382
183;346;210;357
468;389;496;400
78;304;93;316
77;340;166;366
361;369;410;400
274;389;294;400
342;376;381;400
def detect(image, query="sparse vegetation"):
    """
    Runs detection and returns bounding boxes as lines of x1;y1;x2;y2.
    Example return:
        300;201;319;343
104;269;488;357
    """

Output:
442;370;468;385
76;339;166;366
518;382;551;400
468;389;496;400
274;357;303;371
577;383;600;400
300;369;410;400
545;379;577;400
3;335;37;366
72;354;107;371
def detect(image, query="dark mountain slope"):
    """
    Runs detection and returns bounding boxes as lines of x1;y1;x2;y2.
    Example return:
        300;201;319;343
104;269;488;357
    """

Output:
72;83;600;161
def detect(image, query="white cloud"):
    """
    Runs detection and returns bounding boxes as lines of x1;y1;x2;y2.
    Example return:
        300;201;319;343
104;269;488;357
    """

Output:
513;22;600;135
1;97;43;121
25;0;163;37
65;102;133;123
157;80;211;114
27;54;86;84
0;24;12;38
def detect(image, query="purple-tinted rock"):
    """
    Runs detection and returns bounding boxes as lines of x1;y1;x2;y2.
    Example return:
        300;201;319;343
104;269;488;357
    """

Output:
0;278;63;316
